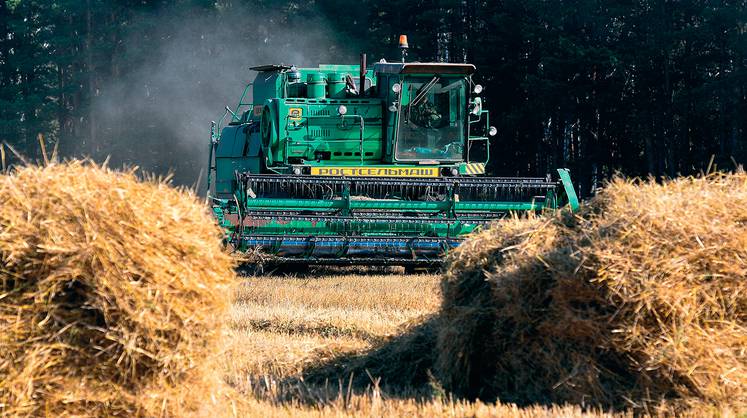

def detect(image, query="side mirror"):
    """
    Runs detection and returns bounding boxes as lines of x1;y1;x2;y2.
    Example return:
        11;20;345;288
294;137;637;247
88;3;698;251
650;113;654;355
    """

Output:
470;98;483;116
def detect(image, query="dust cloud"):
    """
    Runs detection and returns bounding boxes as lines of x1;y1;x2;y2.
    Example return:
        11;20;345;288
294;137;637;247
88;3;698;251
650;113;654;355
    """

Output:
85;6;356;188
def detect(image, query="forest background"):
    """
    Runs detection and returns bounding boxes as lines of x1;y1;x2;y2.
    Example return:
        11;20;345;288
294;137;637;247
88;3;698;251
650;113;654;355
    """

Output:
2;0;746;195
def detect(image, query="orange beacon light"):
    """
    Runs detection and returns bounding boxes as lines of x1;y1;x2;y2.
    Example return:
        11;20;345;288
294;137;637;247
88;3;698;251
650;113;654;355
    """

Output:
398;34;409;49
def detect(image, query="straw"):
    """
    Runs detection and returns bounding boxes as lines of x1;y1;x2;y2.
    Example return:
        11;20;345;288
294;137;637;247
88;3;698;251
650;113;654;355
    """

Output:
0;161;236;416
436;173;747;412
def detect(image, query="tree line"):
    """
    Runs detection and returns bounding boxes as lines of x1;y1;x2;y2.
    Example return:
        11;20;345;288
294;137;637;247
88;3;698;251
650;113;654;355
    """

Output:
2;0;746;194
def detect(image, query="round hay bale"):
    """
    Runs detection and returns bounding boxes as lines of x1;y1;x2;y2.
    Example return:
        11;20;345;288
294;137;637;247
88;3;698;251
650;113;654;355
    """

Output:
437;174;747;412
0;161;235;416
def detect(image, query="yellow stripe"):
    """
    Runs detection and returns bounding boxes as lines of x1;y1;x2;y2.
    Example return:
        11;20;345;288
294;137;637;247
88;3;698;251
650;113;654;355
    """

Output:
469;163;484;174
465;163;484;175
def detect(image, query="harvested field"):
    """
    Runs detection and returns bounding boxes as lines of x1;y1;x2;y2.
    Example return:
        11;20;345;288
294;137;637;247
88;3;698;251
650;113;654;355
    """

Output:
216;272;624;417
437;174;747;414
223;274;439;392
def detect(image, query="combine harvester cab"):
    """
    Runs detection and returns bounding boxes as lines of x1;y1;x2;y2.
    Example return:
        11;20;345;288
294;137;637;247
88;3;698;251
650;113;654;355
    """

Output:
207;38;579;267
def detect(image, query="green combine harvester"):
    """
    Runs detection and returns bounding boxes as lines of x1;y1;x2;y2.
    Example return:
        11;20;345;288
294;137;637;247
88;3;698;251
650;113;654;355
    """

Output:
207;36;579;268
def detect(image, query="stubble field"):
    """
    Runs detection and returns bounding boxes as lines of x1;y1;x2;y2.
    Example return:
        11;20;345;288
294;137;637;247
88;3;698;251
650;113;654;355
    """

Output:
216;269;622;417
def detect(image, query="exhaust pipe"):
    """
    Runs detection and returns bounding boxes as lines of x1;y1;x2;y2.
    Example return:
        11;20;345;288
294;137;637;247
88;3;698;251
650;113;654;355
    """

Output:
359;52;367;96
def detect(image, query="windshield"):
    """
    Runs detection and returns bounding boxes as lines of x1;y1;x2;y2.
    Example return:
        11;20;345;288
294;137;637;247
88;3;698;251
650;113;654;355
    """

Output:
395;76;466;161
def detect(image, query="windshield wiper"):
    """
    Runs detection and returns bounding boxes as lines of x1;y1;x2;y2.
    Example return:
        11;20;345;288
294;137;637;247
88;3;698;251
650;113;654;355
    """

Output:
406;76;440;124
411;76;440;107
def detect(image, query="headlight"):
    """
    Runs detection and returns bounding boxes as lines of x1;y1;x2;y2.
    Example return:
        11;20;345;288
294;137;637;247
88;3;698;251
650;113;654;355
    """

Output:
488;126;498;136
337;105;348;115
473;84;483;94
392;83;402;93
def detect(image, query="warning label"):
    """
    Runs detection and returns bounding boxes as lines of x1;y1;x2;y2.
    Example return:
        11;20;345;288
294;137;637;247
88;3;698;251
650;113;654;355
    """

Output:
288;107;303;120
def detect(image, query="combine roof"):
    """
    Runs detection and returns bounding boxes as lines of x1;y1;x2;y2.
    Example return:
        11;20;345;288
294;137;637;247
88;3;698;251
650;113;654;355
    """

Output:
375;62;476;75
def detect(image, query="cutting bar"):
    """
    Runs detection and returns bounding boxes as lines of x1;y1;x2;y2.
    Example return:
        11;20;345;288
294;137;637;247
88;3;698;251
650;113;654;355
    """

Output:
240;174;558;203
239;234;462;263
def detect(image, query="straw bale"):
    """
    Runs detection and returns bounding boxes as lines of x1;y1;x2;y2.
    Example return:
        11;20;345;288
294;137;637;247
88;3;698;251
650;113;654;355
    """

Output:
437;174;747;412
0;161;235;416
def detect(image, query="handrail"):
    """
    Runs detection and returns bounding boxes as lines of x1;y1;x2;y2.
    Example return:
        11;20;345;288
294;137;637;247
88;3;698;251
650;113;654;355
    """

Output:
467;110;490;165
215;108;230;134
234;83;254;121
